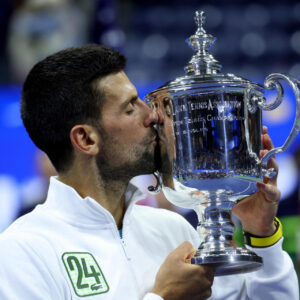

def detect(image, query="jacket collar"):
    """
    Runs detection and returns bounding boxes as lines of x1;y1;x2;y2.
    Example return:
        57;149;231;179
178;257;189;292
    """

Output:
42;177;146;227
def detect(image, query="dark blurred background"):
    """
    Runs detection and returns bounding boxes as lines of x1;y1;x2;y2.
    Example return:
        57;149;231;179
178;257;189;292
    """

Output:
0;0;299;279
2;0;300;84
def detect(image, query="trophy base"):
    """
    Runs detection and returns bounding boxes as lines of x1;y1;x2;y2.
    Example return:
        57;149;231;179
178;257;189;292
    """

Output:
191;247;263;276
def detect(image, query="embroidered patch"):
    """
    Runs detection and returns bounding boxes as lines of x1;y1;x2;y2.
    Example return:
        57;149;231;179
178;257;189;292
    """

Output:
62;252;109;297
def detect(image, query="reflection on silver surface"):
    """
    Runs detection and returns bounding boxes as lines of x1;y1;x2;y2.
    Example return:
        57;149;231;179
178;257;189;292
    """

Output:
171;90;262;195
146;10;300;276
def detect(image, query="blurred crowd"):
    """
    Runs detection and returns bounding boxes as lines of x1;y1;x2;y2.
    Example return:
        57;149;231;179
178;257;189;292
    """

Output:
1;0;300;84
1;0;94;83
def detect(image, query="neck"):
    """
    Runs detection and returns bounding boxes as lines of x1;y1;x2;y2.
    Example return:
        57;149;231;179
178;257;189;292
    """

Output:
58;163;129;229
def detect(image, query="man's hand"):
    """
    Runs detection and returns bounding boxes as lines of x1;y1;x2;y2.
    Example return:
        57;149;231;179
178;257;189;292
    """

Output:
152;242;214;300
232;126;280;236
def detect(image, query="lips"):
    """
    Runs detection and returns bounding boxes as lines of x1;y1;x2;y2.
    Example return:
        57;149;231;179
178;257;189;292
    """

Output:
150;127;167;149
150;127;160;144
156;133;166;145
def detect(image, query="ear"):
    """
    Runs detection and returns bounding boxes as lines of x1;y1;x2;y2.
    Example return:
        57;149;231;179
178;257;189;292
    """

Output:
70;125;100;155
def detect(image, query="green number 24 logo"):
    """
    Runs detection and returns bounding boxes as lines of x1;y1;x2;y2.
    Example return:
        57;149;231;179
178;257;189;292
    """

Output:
62;252;109;297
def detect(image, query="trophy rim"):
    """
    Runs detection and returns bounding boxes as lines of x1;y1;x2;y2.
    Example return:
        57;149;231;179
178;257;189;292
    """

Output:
145;73;263;98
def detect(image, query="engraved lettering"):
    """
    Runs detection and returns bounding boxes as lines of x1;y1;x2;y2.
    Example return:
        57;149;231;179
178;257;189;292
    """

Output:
207;114;245;121
190;102;207;110
187;100;241;112
175;127;209;136
175;104;188;113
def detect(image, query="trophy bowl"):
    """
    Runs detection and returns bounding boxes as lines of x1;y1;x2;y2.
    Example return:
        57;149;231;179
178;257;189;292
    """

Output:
145;10;300;276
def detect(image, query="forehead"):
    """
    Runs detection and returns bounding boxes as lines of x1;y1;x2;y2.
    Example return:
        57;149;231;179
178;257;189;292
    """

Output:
97;71;137;107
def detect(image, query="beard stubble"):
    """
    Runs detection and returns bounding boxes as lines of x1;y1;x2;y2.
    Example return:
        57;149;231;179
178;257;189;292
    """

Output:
96;131;160;183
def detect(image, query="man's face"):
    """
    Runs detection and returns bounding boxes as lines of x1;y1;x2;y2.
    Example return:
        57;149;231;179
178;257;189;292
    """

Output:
95;71;159;182
151;93;175;175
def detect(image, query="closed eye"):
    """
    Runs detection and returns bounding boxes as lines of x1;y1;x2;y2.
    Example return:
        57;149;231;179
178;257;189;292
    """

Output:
163;97;173;117
126;107;134;115
124;95;138;115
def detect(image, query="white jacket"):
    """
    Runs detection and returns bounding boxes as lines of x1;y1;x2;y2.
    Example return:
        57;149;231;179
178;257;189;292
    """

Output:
0;177;298;300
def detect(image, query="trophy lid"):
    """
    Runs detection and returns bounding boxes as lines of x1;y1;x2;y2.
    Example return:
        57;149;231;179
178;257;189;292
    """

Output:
146;10;263;97
184;10;221;75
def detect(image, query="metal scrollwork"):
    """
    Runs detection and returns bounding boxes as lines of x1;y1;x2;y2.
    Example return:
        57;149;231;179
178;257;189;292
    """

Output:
260;73;300;175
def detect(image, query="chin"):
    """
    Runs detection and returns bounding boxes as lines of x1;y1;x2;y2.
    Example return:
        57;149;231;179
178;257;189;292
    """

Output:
131;156;156;176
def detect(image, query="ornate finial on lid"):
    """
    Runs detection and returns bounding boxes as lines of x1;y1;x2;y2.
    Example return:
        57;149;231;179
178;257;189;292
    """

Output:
195;10;206;33
184;10;222;75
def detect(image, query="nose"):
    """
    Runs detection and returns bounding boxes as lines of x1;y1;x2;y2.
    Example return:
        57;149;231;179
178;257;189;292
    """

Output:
143;101;164;128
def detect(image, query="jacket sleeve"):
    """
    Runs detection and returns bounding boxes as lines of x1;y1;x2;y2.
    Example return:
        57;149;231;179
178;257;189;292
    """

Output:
142;293;164;300
246;238;299;299
0;236;65;299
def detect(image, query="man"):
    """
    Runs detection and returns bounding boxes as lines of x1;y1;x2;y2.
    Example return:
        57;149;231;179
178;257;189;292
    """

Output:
0;45;298;299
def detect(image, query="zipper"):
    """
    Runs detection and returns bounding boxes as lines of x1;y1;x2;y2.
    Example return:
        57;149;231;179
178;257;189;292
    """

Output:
111;221;131;261
120;235;131;261
119;221;142;295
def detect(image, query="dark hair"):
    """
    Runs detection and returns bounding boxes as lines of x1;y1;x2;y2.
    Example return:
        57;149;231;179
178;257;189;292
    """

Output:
21;44;126;172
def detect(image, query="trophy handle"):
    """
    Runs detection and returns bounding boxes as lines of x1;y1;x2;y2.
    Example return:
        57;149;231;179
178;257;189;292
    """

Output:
147;172;162;194
258;73;300;177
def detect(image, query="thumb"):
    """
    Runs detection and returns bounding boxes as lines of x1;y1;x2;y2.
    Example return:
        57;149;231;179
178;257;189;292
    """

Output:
256;182;280;204
171;241;197;262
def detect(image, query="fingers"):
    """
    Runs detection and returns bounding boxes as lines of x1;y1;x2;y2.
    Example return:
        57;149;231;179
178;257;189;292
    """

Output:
196;265;214;299
262;156;279;184
201;265;215;283
261;131;274;151
185;264;214;300
185;250;196;262
267;157;278;172
267;159;279;184
261;126;273;150
171;241;197;262
261;126;279;184
259;149;278;183
262;125;268;134
259;149;267;159
259;151;278;172
256;182;281;205
153;242;214;300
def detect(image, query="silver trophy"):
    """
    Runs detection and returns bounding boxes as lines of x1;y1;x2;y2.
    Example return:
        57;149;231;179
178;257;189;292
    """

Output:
145;10;300;276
